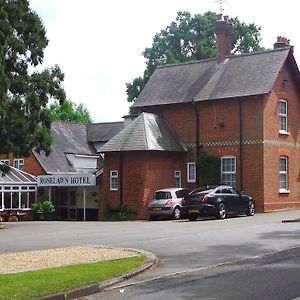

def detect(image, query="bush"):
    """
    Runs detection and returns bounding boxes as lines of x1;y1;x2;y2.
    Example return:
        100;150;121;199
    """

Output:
31;201;55;221
31;202;43;220
42;200;55;220
103;204;136;221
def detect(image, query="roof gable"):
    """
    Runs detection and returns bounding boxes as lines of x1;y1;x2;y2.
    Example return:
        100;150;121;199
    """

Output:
100;113;187;152
132;47;293;108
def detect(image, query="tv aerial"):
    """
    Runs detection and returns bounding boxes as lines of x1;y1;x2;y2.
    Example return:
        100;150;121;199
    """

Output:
215;0;228;15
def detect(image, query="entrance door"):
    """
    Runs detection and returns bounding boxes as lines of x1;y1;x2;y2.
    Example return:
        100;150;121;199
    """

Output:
58;189;77;220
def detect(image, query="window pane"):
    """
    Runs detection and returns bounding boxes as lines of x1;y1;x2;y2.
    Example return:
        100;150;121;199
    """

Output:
280;116;287;131
188;163;196;182
279;174;287;189
279;101;287;114
279;158;287;172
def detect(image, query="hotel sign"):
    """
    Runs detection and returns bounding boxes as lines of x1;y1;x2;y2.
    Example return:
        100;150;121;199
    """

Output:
37;174;96;187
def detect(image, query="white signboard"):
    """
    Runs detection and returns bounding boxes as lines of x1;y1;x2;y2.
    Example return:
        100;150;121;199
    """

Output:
37;174;96;187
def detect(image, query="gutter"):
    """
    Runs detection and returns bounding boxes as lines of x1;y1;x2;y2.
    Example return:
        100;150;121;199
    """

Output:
239;99;243;191
192;99;200;186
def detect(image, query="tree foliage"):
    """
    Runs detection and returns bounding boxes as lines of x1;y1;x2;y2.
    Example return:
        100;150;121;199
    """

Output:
197;152;221;187
0;0;65;169
126;11;263;102
49;100;92;124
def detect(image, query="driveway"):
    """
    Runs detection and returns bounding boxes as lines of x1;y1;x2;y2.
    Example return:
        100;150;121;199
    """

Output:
1;210;300;284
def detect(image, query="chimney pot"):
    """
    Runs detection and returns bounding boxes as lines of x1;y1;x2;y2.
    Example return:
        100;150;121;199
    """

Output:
274;36;291;49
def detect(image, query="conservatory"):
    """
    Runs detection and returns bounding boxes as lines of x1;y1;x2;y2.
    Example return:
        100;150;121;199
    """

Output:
0;165;37;217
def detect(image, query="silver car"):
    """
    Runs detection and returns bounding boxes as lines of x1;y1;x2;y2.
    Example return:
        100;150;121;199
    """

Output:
148;188;191;220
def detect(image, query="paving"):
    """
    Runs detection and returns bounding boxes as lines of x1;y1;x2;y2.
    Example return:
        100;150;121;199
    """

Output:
1;209;300;299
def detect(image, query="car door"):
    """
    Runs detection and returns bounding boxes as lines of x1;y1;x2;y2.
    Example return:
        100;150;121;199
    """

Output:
220;187;235;212
228;187;242;213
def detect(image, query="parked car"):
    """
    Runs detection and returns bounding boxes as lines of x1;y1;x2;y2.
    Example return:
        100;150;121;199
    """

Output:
148;188;191;220
182;185;255;221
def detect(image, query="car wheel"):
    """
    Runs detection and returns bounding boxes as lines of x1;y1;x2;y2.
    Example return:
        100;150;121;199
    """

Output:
173;206;181;220
246;200;255;216
217;203;227;219
188;214;197;221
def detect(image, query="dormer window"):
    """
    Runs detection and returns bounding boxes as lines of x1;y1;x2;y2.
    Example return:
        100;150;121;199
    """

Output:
279;100;288;134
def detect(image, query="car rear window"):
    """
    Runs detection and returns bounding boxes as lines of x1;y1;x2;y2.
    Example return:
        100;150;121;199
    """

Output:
188;193;206;202
153;191;172;200
175;189;190;198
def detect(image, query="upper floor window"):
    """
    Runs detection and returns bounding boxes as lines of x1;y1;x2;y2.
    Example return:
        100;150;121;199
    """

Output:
110;170;118;191
174;171;181;188
279;100;288;134
221;156;236;188
187;162;196;183
279;156;289;193
13;159;24;171
0;159;9;166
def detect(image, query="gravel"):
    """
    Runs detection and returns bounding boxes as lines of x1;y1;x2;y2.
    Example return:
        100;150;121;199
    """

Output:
0;246;139;274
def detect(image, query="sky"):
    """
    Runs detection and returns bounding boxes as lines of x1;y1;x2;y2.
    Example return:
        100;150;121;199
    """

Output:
29;0;300;123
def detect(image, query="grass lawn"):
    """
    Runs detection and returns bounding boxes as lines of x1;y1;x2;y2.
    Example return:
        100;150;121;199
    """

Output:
0;255;147;300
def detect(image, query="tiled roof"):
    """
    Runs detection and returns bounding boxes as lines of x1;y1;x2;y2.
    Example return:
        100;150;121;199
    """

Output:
33;121;93;174
100;112;187;152
132;47;293;108
86;122;124;142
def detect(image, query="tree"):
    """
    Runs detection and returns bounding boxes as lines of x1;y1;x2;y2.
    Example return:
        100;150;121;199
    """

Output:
0;0;65;172
49;100;92;124
126;11;263;102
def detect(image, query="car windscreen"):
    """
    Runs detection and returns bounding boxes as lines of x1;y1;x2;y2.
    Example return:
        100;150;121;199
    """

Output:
153;191;172;200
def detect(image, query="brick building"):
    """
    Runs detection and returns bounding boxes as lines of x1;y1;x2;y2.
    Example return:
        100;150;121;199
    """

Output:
100;16;300;219
1;121;123;221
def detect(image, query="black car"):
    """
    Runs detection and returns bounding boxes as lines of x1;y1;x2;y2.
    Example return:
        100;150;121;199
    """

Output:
182;185;255;221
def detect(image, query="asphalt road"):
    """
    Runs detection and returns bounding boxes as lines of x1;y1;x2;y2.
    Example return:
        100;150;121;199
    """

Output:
1;209;300;298
96;249;300;300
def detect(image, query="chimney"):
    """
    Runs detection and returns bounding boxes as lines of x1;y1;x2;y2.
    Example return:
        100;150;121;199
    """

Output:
215;14;232;63
273;36;291;49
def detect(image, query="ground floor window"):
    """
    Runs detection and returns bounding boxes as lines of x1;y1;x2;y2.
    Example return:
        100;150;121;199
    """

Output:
1;185;36;210
187;162;196;183
221;156;236;188
279;156;288;192
174;171;181;188
110;170;118;191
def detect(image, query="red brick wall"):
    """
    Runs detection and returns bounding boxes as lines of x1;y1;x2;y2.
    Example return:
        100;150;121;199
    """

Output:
0;152;45;175
263;62;300;211
100;151;186;219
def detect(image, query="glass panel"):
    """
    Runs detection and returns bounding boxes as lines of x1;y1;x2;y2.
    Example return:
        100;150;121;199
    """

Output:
279;158;287;172
21;193;28;208
12;193;19;208
280;174;287;189
279;101;287;114
4;193;11;209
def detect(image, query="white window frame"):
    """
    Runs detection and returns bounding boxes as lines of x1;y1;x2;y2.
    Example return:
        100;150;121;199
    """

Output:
174;170;181;188
279;100;288;134
13;159;24;170
221;156;236;188
279;156;289;193
187;162;196;183
0;159;9;166
110;170;118;191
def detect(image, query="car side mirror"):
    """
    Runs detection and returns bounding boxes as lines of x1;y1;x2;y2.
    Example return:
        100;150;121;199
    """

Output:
239;191;244;195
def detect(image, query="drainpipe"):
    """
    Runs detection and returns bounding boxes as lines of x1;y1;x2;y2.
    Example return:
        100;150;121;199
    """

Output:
239;99;243;191
192;99;200;186
119;152;123;210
